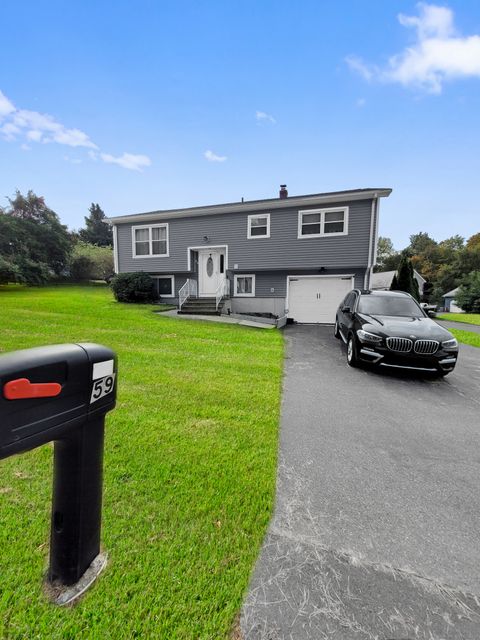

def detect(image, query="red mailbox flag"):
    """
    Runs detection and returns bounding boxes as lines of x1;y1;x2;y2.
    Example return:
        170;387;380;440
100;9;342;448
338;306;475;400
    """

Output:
3;378;62;400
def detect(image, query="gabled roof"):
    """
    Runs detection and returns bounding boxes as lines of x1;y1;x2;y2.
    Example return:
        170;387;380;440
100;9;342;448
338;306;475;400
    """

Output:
105;187;392;224
443;287;460;298
371;269;425;290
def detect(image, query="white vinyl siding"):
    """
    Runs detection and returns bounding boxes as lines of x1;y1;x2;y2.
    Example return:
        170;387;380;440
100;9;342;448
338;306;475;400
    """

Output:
298;207;348;238
132;224;169;258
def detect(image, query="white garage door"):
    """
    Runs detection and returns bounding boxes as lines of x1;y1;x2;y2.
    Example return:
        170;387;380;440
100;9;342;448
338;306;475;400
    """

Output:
287;276;354;324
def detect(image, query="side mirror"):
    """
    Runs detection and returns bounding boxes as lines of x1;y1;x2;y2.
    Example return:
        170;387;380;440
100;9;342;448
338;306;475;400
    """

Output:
342;306;351;314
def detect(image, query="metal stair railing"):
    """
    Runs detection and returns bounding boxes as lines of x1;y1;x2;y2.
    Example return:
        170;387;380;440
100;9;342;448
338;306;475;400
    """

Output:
178;279;198;311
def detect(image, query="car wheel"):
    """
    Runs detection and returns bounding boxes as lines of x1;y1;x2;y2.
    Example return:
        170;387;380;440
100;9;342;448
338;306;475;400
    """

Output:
334;320;340;339
347;335;359;367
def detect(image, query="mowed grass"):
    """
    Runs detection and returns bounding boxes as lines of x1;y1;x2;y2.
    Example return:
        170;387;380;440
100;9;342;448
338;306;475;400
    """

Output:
437;313;480;326
449;329;480;348
0;285;284;639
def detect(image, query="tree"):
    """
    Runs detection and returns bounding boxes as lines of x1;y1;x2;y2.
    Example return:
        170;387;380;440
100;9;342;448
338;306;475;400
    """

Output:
375;237;397;271
407;232;437;256
78;203;112;247
393;253;420;300
70;242;114;283
390;273;399;290
466;233;480;251
0;190;72;284
455;272;480;313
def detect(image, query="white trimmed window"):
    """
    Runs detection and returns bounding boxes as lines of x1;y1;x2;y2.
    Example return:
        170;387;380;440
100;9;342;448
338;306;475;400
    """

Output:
298;207;348;238
154;275;174;298
247;214;270;239
132;224;169;257
234;274;255;297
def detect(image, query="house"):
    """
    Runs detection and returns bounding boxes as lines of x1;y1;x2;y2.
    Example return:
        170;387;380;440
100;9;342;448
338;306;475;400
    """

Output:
370;269;426;296
442;287;463;312
107;185;392;324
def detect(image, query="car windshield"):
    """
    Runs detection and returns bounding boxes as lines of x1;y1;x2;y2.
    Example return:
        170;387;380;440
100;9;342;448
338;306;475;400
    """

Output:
358;296;424;317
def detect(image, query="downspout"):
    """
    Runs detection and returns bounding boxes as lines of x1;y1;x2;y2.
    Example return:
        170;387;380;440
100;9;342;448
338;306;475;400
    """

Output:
112;225;119;274
364;195;378;289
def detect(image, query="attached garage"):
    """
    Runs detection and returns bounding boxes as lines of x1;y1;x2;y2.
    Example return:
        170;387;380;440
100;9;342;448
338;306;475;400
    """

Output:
286;275;354;324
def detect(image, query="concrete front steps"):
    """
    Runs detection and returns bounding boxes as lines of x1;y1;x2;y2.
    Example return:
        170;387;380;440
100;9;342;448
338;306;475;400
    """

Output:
178;297;226;315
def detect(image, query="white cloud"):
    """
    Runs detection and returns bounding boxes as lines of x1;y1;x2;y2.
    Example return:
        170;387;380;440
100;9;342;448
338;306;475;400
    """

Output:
0;89;152;170
0;122;21;141
0;90;15;119
346;3;480;94
100;152;151;171
9;108;98;148
255;110;276;124
204;149;227;162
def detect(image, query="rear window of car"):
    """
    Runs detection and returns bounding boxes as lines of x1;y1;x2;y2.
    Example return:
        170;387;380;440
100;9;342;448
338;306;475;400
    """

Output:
358;296;424;317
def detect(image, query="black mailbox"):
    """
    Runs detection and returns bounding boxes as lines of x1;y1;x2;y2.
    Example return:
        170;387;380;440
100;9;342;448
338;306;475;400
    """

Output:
0;343;117;600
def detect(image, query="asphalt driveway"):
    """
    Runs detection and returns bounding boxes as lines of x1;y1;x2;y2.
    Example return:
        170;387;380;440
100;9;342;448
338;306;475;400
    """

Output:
242;325;480;639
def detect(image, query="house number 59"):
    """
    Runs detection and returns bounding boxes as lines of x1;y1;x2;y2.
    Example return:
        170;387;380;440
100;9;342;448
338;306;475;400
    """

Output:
90;374;116;404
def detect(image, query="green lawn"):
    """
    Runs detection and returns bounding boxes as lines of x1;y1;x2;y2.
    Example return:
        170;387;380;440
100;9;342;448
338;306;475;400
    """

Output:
437;313;480;326
449;329;480;348
0;285;284;639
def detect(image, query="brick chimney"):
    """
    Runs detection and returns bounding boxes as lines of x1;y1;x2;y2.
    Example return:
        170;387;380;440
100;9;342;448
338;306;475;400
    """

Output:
279;184;288;199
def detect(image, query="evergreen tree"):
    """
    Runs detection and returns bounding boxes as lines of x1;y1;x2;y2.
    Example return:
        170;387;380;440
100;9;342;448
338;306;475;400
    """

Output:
395;253;420;300
79;203;112;247
390;273;399;290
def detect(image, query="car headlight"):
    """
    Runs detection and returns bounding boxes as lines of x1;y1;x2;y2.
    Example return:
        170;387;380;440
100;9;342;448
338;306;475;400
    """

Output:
442;337;458;350
357;329;383;344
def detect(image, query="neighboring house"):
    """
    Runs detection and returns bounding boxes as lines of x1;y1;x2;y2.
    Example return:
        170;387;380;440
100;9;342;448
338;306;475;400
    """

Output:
370;269;426;296
442;287;463;312
107;185;392;324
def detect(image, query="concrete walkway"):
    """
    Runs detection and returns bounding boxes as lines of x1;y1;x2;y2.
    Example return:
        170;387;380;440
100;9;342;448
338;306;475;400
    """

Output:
242;325;480;639
157;309;275;329
437;319;480;334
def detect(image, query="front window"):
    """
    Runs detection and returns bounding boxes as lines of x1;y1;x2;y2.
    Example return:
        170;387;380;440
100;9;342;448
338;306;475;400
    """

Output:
298;207;348;238
133;224;169;257
248;214;270;238
154;275;174;297
357;295;424;317
234;274;255;297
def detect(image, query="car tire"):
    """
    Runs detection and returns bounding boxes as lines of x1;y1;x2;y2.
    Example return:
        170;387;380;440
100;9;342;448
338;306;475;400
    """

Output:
347;334;359;367
334;320;341;339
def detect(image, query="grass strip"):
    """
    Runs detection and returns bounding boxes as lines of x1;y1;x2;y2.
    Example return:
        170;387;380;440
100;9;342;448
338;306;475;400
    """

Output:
437;313;480;326
449;329;480;348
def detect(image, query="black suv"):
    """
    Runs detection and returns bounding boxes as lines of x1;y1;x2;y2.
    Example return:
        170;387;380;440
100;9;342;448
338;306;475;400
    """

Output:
335;290;458;376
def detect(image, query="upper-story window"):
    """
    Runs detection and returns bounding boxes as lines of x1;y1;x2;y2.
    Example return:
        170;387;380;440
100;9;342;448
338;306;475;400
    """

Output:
132;224;169;257
298;207;348;238
247;213;270;239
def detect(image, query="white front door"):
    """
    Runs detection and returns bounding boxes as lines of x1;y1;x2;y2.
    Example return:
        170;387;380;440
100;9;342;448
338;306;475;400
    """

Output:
198;249;225;297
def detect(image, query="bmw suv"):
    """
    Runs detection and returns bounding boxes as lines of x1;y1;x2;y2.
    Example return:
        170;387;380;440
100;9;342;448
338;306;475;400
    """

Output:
335;290;458;376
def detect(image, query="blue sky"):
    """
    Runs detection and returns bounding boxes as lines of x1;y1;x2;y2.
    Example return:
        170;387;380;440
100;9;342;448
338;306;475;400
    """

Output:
1;0;479;248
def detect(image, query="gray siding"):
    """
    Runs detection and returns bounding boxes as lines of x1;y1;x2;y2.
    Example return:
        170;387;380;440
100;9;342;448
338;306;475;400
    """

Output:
116;199;374;274
230;269;365;298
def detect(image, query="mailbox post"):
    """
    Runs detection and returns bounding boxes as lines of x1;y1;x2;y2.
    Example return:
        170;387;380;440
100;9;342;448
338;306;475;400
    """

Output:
0;343;117;603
